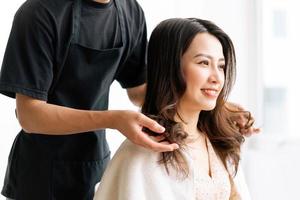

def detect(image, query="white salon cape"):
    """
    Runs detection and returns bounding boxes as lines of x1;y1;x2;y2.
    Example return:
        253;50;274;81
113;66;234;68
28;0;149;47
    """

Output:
94;139;251;200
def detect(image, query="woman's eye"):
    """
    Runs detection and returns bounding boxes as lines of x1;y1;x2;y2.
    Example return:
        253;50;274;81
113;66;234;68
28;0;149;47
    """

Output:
219;64;225;69
198;60;209;65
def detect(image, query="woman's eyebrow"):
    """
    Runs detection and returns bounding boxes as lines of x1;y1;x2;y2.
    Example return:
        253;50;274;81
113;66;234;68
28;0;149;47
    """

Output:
194;53;225;61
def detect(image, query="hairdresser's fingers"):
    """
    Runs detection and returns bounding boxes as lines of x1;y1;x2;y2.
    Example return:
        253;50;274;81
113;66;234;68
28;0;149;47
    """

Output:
236;113;251;127
137;113;165;134
241;127;261;137
149;135;166;142
250;127;261;135
159;141;176;146
137;132;179;152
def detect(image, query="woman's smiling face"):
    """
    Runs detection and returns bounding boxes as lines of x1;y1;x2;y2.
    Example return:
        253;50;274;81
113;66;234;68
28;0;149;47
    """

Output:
179;32;225;112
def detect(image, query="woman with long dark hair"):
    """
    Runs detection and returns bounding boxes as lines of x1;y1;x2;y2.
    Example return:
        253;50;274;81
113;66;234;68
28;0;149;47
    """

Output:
94;18;253;200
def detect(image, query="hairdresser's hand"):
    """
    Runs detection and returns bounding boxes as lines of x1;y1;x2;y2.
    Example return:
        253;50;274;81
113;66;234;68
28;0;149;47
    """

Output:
109;110;179;152
226;102;261;137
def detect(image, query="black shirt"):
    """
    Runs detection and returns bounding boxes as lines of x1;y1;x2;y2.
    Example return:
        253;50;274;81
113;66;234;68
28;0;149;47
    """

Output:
0;0;147;199
80;0;122;49
0;0;147;101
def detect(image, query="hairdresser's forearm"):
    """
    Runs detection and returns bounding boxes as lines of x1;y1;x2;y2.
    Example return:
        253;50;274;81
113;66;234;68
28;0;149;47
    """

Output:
16;94;116;135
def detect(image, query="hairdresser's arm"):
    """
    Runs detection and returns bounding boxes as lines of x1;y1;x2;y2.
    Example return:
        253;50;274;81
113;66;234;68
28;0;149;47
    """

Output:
126;83;146;107
16;93;178;152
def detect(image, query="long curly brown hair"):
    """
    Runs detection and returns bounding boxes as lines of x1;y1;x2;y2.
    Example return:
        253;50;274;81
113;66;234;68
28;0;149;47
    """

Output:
142;18;252;180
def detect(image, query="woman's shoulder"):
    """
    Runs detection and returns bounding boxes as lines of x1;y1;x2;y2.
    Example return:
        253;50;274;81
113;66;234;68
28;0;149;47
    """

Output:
112;139;160;166
116;139;159;158
97;139;163;192
96;140;194;200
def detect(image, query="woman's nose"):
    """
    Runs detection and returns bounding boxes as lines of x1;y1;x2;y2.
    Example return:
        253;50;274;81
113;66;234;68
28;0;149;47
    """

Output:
208;64;224;84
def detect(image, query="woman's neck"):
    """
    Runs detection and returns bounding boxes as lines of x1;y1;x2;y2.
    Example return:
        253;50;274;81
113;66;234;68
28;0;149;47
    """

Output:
175;108;201;138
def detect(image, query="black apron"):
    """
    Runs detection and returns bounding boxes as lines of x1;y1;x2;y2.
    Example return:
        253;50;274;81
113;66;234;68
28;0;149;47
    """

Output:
3;0;125;199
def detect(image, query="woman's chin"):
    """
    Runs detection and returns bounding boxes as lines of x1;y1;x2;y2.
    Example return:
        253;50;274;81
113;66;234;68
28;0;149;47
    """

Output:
201;103;217;111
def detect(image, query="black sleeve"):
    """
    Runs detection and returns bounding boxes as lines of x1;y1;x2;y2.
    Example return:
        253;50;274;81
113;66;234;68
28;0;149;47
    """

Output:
115;10;147;89
0;1;55;101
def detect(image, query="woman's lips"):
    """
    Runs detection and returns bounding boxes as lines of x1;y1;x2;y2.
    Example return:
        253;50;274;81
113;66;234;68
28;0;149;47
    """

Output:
201;88;219;98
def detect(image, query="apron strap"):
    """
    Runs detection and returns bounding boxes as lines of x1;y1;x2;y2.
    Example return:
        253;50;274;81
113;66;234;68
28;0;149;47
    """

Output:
72;0;82;43
48;0;82;95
